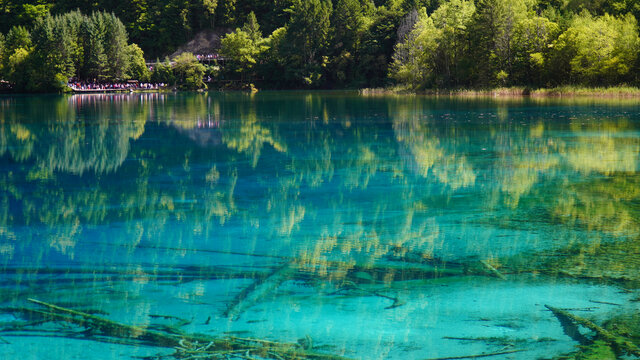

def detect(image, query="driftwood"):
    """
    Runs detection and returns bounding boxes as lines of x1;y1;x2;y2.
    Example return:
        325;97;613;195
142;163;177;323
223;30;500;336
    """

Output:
12;299;352;360
545;305;640;357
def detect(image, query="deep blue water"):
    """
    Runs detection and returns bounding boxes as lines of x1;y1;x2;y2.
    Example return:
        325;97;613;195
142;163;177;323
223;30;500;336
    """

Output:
0;92;639;359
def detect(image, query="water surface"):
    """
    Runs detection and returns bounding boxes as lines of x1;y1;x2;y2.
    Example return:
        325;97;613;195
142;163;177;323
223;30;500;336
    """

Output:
1;92;639;359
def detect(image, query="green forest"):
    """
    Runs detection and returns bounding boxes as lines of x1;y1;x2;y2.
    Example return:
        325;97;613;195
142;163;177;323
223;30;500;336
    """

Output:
1;0;640;91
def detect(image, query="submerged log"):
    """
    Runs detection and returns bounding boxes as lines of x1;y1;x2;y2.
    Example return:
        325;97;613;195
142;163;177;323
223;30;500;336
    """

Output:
422;349;525;360
16;299;354;360
545;305;640;357
223;262;297;320
544;305;590;345
27;298;185;347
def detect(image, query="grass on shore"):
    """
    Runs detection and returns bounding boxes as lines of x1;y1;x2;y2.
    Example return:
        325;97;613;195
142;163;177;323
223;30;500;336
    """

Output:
359;85;640;97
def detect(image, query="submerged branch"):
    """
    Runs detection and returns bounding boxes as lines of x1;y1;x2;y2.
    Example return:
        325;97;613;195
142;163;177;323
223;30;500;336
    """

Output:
478;261;507;281
330;281;405;309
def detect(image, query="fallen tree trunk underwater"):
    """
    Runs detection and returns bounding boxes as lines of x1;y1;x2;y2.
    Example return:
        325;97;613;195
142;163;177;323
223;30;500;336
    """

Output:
545;305;640;357
2;299;355;360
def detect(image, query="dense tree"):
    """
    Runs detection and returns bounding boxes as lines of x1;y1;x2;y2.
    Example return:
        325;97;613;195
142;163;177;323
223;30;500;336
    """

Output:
511;15;558;85
401;0;440;13
202;0;218;27
101;12;129;80
80;13;107;81
470;0;533;85
429;0;475;86
221;30;258;80
332;0;367;53
6;47;31;90
220;18;266;82
356;5;403;87
0;10;159;91
151;57;176;84
2;0;640;90
2;26;33;89
219;11;268;84
5;26;32;53
327;0;368;86
280;0;333;86
0;33;5;75
550;12;640;85
389;9;435;88
242;11;262;43
389;0;475;88
257;26;288;87
29;14;76;91
218;0;238;27
173;52;206;89
126;43;149;81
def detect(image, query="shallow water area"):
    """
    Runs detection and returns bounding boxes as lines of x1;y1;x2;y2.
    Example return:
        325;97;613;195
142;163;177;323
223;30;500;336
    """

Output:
1;92;640;359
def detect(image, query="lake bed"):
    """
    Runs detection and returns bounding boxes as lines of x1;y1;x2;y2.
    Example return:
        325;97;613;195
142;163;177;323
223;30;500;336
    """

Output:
1;92;639;359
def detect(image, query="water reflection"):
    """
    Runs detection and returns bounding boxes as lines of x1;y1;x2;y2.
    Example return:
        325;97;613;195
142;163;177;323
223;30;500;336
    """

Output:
1;93;640;359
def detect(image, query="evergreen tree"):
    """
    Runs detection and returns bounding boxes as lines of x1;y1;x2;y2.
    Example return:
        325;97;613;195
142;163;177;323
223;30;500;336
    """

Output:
102;12;129;80
242;11;262;43
0;33;5;77
470;0;533;85
328;0;368;86
58;11;86;77
332;0;366;52
81;13;107;81
280;0;333;86
30;14;79;90
357;5;403;87
5;26;32;53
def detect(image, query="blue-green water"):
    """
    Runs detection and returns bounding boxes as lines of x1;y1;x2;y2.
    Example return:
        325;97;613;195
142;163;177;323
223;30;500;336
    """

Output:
1;92;639;359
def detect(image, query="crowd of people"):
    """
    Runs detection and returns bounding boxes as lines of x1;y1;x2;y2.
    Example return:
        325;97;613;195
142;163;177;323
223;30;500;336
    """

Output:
195;54;221;62
68;81;166;91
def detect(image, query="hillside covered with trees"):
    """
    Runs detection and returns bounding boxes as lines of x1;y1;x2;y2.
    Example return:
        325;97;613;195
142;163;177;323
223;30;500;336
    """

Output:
1;0;640;91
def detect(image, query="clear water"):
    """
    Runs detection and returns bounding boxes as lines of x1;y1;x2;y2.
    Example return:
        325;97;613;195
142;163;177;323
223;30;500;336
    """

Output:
0;92;639;359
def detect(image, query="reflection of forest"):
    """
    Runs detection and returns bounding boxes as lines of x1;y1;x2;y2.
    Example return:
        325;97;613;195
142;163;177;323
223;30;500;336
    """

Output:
1;94;639;282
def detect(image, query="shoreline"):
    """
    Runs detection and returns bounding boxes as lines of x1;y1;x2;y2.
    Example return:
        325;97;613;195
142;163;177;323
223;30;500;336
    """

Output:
4;85;640;98
359;86;640;98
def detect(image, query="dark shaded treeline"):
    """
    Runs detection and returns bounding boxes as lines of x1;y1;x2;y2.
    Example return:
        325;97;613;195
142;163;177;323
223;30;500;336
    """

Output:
2;0;640;91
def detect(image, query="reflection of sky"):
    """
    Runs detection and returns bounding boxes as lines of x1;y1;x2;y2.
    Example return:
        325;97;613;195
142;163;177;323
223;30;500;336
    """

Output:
1;93;640;271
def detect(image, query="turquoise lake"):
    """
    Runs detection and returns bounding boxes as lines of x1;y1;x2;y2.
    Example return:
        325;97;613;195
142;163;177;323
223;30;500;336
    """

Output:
0;92;639;359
